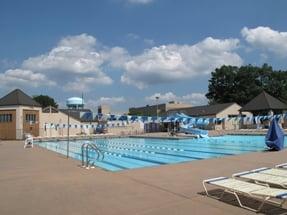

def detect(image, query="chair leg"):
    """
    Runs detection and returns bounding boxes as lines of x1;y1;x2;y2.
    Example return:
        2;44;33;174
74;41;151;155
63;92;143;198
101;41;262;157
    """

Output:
233;192;269;213
257;197;269;212
202;181;226;200
219;189;226;199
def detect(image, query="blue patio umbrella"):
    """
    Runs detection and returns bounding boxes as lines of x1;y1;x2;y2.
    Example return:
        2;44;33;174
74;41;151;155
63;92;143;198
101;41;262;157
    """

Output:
265;118;285;151
118;115;128;121
130;116;138;121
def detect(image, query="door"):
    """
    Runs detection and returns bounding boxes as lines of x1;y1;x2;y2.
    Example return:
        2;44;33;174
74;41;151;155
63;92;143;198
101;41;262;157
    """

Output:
23;110;39;137
0;110;16;140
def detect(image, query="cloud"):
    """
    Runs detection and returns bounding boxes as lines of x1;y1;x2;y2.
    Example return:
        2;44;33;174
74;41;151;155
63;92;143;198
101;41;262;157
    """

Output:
145;92;208;106
85;96;126;109
97;96;126;105
241;26;287;57
0;69;55;88
181;93;208;106
120;37;243;89
126;0;154;4
2;33;243;92
22;34;104;74
64;76;113;92
145;92;177;102
102;46;129;68
1;34;114;91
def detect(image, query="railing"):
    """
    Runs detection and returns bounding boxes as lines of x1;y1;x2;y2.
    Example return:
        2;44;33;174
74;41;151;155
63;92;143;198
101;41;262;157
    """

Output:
81;142;104;169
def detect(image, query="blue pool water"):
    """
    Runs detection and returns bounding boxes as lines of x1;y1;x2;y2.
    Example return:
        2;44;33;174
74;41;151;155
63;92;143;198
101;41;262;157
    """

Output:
35;135;287;171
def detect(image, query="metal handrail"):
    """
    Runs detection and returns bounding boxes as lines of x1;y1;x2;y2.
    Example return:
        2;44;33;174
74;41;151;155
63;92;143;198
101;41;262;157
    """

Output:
81;142;104;168
90;143;104;160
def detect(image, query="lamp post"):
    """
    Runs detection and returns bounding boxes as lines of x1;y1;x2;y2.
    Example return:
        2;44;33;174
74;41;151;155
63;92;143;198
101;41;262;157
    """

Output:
155;96;159;119
67;108;70;158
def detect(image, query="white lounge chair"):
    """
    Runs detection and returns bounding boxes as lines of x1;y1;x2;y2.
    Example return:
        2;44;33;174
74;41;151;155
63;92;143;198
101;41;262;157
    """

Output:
203;177;287;212
233;167;287;188
242;167;287;177
276;163;287;169
24;135;33;148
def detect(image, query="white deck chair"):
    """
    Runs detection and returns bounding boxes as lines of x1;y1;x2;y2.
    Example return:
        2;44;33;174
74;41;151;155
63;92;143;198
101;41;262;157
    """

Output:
203;177;287;212
24;135;33;148
248;167;287;177
233;167;287;188
276;163;287;169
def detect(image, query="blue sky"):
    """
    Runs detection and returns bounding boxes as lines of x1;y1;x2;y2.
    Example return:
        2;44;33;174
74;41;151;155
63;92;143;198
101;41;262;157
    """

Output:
1;0;287;112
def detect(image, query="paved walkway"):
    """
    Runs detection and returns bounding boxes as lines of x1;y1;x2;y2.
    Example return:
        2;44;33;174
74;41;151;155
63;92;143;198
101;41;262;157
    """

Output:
1;140;287;215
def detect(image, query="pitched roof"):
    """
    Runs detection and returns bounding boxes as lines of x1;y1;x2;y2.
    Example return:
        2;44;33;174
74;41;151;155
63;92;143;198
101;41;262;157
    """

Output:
240;91;287;112
170;102;237;116
0;89;41;107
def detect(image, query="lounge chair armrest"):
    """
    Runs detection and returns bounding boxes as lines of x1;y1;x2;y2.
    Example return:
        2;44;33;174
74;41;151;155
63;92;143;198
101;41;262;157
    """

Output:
233;167;270;178
276;163;287;168
251;167;269;172
232;171;251;177
203;176;228;184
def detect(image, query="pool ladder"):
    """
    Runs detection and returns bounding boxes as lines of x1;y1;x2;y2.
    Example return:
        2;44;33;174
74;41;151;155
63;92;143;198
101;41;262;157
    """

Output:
81;142;104;169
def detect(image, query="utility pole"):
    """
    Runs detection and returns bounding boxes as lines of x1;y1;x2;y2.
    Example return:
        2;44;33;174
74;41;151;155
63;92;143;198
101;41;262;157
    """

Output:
67;108;70;158
155;96;159;119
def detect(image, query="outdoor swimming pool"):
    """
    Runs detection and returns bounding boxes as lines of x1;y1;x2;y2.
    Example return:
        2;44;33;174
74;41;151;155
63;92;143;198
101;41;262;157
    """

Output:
35;135;287;171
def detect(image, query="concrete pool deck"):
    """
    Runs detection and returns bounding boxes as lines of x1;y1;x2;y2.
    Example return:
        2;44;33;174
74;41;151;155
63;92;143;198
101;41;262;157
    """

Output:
1;141;287;215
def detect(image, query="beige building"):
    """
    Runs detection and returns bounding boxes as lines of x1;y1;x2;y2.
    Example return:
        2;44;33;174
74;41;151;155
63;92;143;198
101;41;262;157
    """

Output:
40;106;87;137
0;90;95;139
0;89;145;140
98;105;110;115
168;102;251;130
0;89;42;139
129;101;192;116
106;121;144;135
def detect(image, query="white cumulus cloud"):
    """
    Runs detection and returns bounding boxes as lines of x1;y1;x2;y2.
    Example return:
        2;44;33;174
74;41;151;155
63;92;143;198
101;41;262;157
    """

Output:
97;96;126;105
0;34;114;91
1;33;244;94
145;92;208;106
181;93;208;106
0;69;55;88
241;26;287;57
64;76;113;92
120;37;243;89
85;96;126;110
23;34;104;74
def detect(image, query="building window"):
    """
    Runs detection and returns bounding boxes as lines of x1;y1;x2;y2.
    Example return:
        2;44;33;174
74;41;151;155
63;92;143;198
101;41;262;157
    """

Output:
25;114;36;123
0;114;12;123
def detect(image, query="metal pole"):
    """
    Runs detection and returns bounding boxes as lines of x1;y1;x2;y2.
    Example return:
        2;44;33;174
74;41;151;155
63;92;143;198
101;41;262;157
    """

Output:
155;96;159;132
155;96;159;118
67;109;70;158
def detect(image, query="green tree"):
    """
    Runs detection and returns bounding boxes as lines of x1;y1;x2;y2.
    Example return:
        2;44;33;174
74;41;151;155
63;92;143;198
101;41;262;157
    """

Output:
33;95;58;108
206;64;287;105
206;65;239;104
